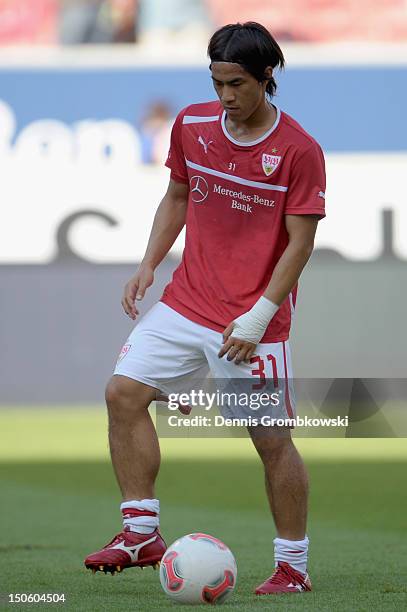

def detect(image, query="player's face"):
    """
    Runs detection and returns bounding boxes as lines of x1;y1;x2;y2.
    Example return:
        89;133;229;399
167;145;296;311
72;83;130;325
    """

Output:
210;62;268;122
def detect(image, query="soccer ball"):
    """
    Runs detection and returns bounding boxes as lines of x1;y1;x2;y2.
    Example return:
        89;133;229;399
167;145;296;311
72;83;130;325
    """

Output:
159;533;237;605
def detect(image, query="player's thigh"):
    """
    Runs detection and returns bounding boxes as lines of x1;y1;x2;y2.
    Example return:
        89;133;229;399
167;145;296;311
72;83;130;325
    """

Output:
113;302;208;395
205;333;295;419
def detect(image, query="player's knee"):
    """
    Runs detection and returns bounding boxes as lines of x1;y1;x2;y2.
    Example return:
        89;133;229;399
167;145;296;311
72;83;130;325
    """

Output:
105;377;123;409
105;375;153;416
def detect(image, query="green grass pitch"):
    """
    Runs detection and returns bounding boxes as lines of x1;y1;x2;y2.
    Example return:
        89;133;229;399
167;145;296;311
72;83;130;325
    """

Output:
0;408;406;611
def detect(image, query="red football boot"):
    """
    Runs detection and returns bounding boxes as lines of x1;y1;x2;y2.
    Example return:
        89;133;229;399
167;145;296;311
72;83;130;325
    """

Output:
255;562;312;594
84;529;167;575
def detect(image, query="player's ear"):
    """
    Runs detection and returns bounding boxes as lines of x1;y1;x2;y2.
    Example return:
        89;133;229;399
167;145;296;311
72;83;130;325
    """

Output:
263;66;273;81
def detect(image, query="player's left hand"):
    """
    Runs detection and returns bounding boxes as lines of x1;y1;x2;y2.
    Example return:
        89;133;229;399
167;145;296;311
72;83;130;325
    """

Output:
218;323;257;364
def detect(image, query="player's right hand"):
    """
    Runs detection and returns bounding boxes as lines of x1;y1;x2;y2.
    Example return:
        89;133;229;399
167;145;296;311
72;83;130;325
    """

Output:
121;264;154;320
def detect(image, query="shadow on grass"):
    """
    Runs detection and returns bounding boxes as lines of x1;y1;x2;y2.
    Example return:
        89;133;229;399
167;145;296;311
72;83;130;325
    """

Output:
0;459;406;533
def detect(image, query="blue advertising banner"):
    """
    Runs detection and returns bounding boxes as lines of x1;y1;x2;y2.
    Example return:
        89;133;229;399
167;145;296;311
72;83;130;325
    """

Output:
1;66;406;151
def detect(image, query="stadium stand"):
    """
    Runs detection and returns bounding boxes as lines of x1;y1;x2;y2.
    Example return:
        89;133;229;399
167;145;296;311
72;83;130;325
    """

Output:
206;0;407;41
0;0;58;44
1;0;407;45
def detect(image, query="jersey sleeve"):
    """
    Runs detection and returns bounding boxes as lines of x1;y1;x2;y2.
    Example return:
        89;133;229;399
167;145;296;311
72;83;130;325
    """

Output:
165;109;188;184
284;143;326;217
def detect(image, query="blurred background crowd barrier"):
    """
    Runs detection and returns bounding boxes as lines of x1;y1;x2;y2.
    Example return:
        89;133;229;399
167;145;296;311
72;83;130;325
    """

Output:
0;1;406;403
1;0;407;45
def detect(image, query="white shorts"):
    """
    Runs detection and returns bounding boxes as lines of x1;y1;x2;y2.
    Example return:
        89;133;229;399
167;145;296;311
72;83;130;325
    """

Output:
114;302;295;420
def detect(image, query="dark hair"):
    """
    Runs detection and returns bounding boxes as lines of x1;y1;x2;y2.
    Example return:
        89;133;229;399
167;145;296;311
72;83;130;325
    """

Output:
207;22;285;97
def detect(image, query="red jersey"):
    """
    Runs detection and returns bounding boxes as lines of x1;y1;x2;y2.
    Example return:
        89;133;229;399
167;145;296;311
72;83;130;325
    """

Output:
162;100;326;342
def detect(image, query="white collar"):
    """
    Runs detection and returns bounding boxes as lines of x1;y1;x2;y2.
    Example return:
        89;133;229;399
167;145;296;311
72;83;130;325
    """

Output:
221;105;281;147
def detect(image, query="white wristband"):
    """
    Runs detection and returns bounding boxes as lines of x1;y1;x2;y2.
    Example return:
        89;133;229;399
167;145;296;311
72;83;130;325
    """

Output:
232;296;279;344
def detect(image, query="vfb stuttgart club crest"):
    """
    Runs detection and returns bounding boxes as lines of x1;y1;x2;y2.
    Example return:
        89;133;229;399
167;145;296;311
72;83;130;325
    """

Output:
262;153;281;176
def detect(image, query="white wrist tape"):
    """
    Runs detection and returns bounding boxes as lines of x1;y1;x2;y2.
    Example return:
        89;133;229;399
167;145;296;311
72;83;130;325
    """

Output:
232;296;279;344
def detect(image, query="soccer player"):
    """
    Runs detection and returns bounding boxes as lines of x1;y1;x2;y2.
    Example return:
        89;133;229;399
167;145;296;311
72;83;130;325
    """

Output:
85;22;326;595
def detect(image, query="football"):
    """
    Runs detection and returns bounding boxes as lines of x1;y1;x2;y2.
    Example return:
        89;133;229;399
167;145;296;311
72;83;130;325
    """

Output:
159;533;237;605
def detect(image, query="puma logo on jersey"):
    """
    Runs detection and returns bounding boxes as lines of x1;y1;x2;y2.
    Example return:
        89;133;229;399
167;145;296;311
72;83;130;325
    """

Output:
110;534;157;562
198;136;213;154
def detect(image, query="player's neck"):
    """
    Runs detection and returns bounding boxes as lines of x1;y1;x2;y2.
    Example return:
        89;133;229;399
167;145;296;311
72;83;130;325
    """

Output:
225;100;277;143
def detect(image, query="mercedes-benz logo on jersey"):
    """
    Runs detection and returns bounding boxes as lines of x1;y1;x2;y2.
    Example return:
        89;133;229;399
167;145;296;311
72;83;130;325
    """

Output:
190;175;209;203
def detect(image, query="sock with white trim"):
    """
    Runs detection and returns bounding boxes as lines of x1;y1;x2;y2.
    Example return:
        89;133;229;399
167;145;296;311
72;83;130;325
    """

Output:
120;499;159;534
274;536;309;576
